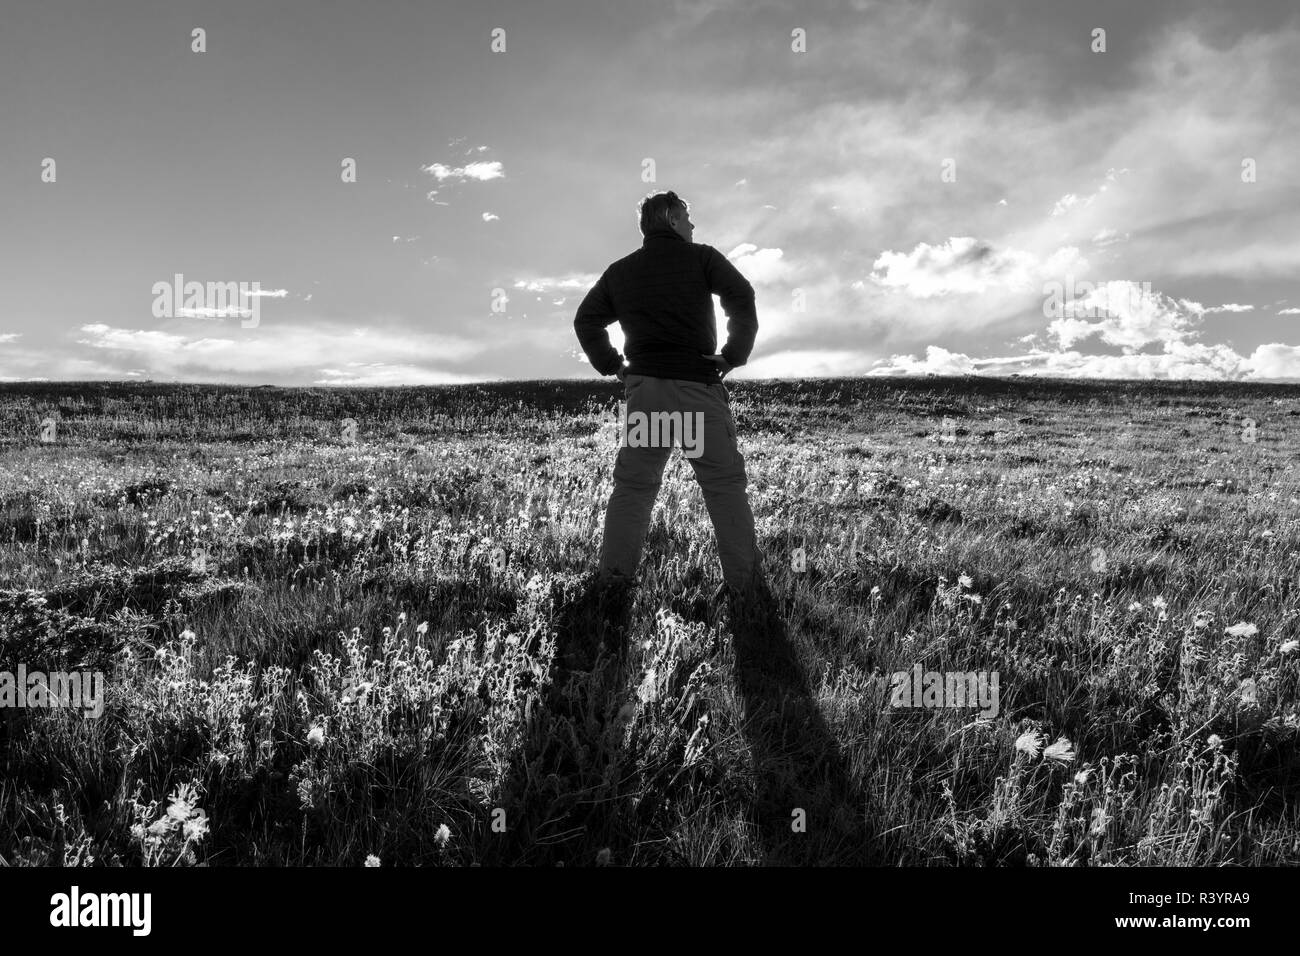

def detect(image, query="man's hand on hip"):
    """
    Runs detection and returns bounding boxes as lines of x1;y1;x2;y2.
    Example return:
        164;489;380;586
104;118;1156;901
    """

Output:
701;353;733;380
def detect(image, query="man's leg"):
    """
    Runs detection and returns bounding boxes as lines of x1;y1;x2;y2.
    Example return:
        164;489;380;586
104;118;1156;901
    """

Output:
678;380;758;591
598;375;672;581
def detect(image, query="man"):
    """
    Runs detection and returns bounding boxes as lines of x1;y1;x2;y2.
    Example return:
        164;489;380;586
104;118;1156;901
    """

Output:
574;190;760;595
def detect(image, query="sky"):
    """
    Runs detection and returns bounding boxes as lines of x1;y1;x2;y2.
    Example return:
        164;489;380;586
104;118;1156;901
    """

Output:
2;0;1298;385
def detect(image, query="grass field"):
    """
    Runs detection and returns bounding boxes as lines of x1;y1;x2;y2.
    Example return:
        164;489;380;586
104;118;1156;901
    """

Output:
1;376;1298;866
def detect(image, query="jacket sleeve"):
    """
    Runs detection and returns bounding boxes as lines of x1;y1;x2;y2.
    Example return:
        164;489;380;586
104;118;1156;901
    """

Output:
701;246;758;368
573;271;625;376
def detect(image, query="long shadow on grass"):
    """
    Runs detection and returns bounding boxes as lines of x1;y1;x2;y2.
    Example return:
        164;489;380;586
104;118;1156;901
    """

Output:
489;569;875;865
485;572;637;865
728;571;875;865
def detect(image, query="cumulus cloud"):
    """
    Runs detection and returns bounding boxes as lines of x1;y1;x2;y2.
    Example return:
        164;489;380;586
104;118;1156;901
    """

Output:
869;237;1085;299
1046;280;1197;350
868;345;977;375
871;272;1300;381
1244;343;1300;379
725;243;790;284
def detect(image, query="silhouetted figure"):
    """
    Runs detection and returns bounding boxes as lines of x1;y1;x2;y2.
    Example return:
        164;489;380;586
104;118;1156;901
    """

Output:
574;190;760;591
521;191;871;864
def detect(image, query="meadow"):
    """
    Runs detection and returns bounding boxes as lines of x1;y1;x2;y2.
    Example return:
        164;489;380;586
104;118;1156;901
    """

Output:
1;376;1298;866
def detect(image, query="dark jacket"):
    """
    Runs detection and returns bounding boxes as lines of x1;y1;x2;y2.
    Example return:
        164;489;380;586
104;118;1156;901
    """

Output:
573;224;758;384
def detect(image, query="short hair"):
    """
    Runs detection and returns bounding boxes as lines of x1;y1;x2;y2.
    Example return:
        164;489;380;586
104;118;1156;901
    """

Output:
638;190;689;236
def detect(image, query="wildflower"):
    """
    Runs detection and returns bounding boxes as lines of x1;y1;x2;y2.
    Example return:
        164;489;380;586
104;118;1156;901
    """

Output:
1074;769;1092;786
958;574;973;589
434;823;451;847
1225;622;1258;638
179;629;196;642
1239;679;1257;705
1128;601;1143;613
1151;596;1167;612
1043;737;1076;764
1280;640;1298;655
365;854;381;867
183;810;209;842
1089;807;1109;836
307;724;326;748
1207;734;1222;748
1014;729;1043;758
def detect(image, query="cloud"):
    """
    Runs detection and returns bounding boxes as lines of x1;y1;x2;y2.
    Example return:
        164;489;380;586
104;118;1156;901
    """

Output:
1050;168;1130;218
1091;228;1128;247
872;278;1300;381
725;243;790;284
1278;308;1300;315
868;345;978;375
61;321;486;383
1243;343;1300;379
869;237;1085;299
741;348;877;378
513;274;599;294
420;161;504;182
313;363;484;386
1046;280;1197;350
482;212;499;222
1204;303;1254;313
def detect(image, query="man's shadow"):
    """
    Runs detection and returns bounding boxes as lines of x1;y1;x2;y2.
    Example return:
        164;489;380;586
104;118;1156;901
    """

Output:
494;569;874;865
725;570;875;865
488;571;638;865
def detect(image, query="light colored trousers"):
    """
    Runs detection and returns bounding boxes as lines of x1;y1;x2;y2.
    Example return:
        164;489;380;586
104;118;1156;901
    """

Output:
599;373;758;590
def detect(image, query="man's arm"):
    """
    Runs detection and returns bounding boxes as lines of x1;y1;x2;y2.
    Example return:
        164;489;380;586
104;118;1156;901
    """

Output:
701;245;758;368
573;272;625;376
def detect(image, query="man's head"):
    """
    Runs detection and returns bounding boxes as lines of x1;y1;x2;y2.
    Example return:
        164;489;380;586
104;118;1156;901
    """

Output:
638;190;694;241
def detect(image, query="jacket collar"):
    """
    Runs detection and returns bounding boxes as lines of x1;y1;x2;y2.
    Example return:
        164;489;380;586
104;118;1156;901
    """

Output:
642;224;686;246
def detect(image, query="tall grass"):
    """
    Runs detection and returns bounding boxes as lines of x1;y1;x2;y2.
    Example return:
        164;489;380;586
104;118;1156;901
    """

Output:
1;376;1297;865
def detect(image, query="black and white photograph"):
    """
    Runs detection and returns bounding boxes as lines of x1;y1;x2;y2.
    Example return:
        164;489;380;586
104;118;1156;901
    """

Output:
0;0;1294;934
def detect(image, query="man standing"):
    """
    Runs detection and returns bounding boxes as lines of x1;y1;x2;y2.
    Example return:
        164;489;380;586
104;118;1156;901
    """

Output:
574;190;760;595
